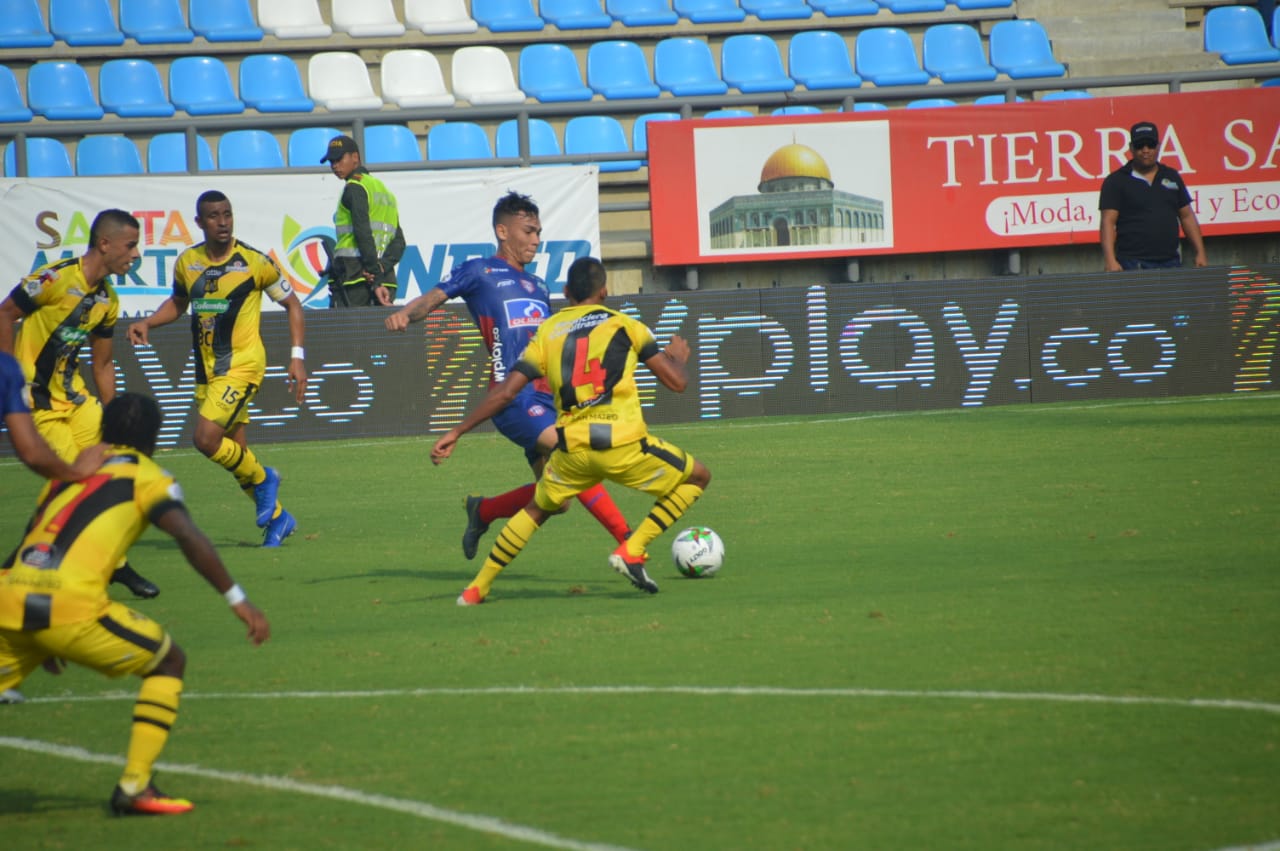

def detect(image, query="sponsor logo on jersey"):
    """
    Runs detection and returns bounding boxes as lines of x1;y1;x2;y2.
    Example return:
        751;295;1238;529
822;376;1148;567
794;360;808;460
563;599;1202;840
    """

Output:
192;298;230;314
1161;178;1179;191
56;326;89;345
520;278;536;294
505;298;547;328
528;403;547;417
20;542;58;570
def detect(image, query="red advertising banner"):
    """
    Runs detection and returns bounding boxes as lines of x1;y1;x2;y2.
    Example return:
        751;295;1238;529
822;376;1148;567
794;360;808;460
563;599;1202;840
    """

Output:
647;88;1280;266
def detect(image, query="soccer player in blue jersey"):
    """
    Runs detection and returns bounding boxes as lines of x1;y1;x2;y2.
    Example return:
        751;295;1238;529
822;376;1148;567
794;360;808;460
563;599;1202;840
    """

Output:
386;191;631;557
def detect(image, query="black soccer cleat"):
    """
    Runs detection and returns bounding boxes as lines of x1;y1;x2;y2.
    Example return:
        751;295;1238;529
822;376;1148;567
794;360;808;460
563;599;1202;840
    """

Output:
461;494;490;560
111;564;159;599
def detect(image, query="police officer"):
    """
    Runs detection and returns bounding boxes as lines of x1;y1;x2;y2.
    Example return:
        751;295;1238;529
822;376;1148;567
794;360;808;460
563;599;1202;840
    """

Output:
320;135;406;307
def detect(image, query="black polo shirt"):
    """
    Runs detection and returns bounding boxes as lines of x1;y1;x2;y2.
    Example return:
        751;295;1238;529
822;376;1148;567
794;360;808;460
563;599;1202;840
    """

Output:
1098;161;1193;263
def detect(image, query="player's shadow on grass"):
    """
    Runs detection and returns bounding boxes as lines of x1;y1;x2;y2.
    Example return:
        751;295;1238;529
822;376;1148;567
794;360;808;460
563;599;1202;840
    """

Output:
0;787;95;815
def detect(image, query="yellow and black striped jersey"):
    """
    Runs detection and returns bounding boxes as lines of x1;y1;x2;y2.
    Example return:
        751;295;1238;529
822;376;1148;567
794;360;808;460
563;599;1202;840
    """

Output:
0;448;183;630
172;240;290;384
516;304;661;452
8;257;118;411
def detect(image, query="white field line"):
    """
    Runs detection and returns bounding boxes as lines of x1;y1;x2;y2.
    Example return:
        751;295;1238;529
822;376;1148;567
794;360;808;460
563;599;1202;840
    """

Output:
16;684;1280;715
2;390;1277;468
0;736;641;851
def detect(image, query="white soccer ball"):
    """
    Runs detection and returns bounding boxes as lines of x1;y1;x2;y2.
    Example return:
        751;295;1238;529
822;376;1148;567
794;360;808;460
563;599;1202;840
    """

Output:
671;526;725;578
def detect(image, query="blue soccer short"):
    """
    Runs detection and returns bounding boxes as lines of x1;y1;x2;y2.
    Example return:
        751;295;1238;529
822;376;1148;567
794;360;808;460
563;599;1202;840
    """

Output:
492;388;557;465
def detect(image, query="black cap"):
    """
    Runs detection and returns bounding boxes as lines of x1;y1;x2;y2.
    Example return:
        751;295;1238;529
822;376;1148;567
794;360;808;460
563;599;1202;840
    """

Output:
321;134;359;164
1130;122;1159;146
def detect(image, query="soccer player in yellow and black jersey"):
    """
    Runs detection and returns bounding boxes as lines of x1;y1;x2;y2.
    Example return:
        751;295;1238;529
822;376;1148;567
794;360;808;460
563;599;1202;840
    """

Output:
0;209;161;600
431;257;713;604
0;392;271;815
129;191;307;547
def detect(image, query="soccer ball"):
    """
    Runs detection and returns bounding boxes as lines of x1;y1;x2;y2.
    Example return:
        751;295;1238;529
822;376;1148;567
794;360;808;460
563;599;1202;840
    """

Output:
671;527;725;578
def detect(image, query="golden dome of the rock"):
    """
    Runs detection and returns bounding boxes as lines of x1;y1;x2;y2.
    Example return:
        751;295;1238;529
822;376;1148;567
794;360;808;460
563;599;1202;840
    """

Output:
759;143;832;185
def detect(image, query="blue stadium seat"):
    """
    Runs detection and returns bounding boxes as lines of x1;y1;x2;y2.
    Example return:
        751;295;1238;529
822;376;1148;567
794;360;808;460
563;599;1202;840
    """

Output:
240;54;314;113
631;111;682;154
855;27;930;86
365;124;423;163
950;0;1013;8
1262;77;1280;87
807;0;877;15
287;127;342;166
564;115;642;172
923;23;998;83
655;37;729;96
0;0;55;48
607;0;678;26
170;56;246;115
541;0;614;29
189;0;263;42
520;43;595;102
496;118;562;160
773;105;823;115
1203;6;1280;64
673;0;746;23
846;101;888;111
973;93;1025;104
0;67;34;122
878;0;945;11
28;62;105;120
587;41;661;99
472;0;545;31
218;130;285;170
427;122;495;161
989;20;1066;78
148;132;216;172
100;59;175;118
120;0;194;44
1041;89;1093;100
722;34;796;93
741;0;812;20
907;97;956;108
50;0;124;45
704;108;754;118
5;138;74;177
76;135;144;176
789;30;862;89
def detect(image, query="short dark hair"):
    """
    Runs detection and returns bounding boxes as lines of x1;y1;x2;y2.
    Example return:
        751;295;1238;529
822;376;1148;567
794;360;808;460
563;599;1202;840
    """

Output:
101;393;162;456
565;257;607;303
492;190;539;229
89;209;140;246
195;190;230;217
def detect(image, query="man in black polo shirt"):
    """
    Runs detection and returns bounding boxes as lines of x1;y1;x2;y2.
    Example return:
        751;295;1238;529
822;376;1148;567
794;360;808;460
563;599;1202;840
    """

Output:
1099;121;1207;271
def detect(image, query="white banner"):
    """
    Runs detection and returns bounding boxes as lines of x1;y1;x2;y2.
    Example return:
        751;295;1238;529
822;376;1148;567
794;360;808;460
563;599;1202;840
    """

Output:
0;166;600;314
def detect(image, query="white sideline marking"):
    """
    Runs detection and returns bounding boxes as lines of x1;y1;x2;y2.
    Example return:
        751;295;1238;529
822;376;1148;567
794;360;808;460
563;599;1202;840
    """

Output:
17;684;1280;715
0;736;641;851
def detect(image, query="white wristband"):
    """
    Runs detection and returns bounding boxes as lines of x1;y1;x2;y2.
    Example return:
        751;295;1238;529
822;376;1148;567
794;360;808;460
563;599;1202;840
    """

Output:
290;346;305;360
223;584;247;606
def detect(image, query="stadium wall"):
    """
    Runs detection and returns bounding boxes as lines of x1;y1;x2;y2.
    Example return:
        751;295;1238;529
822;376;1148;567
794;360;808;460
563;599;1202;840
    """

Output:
93;262;1280;450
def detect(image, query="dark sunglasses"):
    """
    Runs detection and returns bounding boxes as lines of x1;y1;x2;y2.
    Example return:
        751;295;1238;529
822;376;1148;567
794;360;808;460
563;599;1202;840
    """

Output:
1133;141;1158;150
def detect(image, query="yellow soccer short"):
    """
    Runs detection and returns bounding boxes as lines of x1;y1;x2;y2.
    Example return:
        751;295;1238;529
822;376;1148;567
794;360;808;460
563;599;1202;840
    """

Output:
195;376;258;430
0;601;172;691
536;434;696;512
33;398;103;462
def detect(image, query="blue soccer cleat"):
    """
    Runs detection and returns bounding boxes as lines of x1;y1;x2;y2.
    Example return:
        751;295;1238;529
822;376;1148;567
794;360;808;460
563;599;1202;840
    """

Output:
262;509;296;548
253;468;281;528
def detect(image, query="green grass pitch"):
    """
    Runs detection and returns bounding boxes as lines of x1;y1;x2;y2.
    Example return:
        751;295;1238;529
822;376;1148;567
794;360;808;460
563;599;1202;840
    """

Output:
1;392;1278;850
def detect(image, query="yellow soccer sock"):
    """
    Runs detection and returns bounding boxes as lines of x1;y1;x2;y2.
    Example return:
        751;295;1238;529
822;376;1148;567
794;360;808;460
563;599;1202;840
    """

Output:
470;509;541;597
628;483;705;557
210;438;266;490
119;675;183;795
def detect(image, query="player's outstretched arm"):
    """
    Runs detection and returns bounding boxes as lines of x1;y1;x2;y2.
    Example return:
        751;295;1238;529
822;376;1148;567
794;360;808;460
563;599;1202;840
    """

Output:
281;293;308;403
430;370;532;465
4;410;105;481
645;335;691;393
127;296;187;346
153;505;271;645
386;287;447;332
